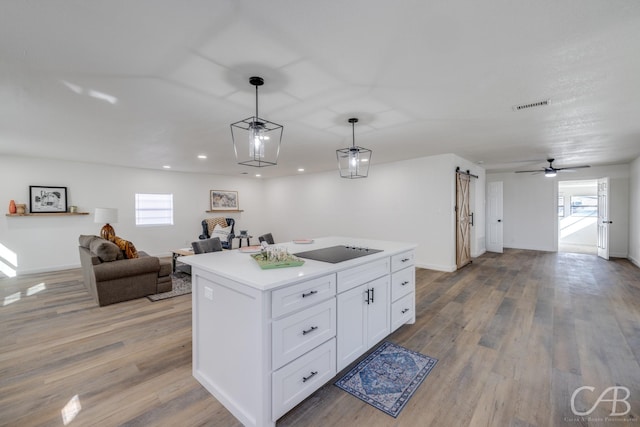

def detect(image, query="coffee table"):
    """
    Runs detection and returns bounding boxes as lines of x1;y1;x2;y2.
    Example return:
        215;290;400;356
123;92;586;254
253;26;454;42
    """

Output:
172;248;194;273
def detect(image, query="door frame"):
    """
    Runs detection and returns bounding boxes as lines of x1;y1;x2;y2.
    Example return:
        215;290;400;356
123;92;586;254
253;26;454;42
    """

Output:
597;177;610;260
556;179;599;254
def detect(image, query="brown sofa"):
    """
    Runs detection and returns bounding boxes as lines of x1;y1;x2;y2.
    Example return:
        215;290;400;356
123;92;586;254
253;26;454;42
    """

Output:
78;235;172;306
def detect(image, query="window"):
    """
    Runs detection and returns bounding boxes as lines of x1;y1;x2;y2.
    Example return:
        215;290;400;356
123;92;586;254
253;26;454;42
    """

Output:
558;196;564;217
135;193;173;226
570;195;597;217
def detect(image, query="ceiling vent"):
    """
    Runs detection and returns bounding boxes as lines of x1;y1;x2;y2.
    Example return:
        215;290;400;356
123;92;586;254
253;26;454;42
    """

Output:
512;99;550;111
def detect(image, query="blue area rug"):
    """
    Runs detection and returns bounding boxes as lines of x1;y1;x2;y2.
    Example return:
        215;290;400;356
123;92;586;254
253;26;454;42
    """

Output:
335;341;437;418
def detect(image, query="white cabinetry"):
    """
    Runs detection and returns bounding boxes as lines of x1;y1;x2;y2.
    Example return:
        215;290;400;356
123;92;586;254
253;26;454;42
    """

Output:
271;275;337;418
187;238;416;427
336;269;390;371
272;338;336;419
390;250;416;332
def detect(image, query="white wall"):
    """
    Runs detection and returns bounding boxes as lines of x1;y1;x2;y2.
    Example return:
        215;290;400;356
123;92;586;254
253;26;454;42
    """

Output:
263;154;486;272
487;164;630;257
629;156;640;267
1;153;486;275
1;156;268;275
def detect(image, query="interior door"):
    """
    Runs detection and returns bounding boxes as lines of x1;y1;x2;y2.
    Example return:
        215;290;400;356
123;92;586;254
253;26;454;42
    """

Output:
597;177;610;260
456;172;472;269
486;181;503;253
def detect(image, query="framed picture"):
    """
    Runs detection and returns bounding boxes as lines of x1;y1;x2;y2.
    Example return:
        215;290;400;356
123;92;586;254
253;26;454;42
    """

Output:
29;186;68;213
210;190;238;211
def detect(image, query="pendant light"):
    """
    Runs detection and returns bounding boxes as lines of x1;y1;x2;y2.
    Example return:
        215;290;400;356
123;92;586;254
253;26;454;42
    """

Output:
230;76;283;167
336;118;372;178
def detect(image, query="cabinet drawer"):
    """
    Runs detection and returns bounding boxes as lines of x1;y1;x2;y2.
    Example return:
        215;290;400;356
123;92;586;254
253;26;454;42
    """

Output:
272;338;336;420
272;298;336;370
391;266;415;302
337;257;390;293
272;274;336;318
391;292;415;332
391;250;414;272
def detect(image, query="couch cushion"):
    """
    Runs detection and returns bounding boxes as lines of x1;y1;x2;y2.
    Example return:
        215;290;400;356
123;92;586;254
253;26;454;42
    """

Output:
158;260;172;277
111;236;139;259
89;237;121;262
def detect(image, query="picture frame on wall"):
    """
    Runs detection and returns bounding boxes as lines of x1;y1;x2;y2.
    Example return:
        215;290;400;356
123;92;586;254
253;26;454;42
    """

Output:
210;190;239;211
29;186;68;213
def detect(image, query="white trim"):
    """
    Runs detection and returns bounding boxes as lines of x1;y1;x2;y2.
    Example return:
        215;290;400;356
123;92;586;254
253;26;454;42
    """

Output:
415;262;457;272
16;263;80;276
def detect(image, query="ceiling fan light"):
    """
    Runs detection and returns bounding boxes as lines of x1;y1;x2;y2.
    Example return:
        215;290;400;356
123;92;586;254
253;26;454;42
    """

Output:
545;170;557;177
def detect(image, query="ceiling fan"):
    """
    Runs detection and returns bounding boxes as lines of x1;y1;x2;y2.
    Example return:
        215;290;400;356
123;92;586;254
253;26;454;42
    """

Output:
515;158;590;177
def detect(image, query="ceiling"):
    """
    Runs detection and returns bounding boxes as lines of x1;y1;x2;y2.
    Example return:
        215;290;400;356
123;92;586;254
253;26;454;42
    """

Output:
2;1;639;178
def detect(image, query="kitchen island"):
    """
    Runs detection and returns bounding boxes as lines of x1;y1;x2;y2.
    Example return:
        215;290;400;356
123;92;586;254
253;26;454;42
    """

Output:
182;236;417;427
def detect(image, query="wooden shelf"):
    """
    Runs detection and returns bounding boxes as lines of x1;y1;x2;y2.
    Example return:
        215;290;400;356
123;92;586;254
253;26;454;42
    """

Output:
206;210;244;213
6;212;90;217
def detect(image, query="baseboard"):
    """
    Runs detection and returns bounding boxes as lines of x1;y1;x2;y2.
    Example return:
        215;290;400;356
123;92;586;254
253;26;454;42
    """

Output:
627;255;640;268
415;262;457;272
472;249;486;258
503;245;555;252
17;263;81;276
610;251;629;259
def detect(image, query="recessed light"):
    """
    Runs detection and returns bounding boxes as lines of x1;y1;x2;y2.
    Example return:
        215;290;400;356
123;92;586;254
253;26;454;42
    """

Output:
361;159;369;162
298;168;305;172
255;174;261;178
197;155;207;159
162;165;171;169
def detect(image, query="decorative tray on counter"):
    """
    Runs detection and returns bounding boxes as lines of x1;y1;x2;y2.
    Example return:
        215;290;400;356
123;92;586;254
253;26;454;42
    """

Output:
250;253;305;269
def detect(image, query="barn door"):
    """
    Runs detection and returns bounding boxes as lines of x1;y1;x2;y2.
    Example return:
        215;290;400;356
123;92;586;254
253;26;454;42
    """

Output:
456;171;472;269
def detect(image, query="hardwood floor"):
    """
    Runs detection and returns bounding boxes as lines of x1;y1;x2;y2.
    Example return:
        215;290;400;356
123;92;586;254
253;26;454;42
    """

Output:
1;250;639;426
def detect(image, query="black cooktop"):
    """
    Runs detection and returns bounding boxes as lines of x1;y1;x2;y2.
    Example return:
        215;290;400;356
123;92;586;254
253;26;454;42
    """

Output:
294;245;383;264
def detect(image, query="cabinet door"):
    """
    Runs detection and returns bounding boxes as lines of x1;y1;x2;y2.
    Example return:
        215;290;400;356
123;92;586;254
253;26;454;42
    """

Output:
366;276;390;346
337;284;367;371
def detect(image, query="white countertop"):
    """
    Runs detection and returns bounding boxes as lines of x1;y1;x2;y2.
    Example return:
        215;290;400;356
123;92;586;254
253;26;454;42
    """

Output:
181;236;417;291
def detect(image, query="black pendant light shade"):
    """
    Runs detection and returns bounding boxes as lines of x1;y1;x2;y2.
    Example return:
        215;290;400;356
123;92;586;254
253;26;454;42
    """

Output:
336;118;372;178
230;76;283;167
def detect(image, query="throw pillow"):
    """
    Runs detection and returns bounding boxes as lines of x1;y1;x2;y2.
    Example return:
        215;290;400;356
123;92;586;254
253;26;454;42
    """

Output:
111;236;139;259
205;217;228;236
89;238;120;262
79;234;100;249
211;224;232;242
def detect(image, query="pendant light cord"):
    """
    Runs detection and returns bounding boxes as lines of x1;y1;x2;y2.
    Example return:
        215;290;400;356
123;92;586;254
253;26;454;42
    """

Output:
255;84;259;119
352;120;355;148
